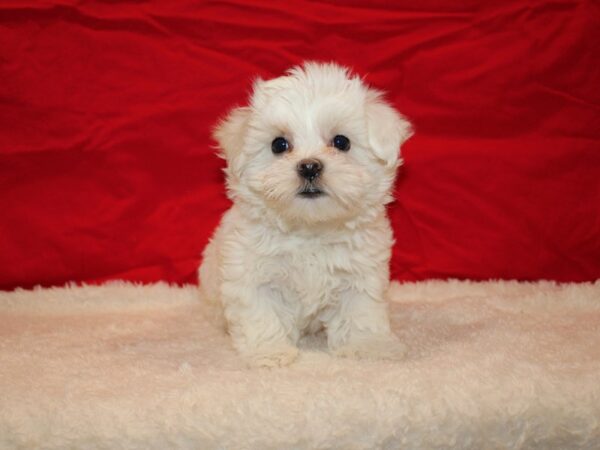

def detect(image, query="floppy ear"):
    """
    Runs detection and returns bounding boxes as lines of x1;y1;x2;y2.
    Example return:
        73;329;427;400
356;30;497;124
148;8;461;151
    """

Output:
365;92;413;168
212;106;251;161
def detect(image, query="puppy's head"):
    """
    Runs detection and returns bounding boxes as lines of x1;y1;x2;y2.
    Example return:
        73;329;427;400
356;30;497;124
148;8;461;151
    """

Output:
214;62;412;227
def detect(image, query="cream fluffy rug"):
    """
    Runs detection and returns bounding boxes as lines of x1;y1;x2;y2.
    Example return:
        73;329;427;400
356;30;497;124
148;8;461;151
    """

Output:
1;280;599;449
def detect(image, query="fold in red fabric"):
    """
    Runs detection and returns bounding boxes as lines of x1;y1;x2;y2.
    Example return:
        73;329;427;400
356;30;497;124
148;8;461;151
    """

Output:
1;1;599;289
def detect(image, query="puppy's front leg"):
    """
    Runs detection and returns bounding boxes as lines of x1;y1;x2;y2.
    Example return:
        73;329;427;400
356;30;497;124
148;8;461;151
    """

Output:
327;289;406;361
223;282;299;368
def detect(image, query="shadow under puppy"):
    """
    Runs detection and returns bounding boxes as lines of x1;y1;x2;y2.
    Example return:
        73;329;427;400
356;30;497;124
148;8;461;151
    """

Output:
199;62;413;367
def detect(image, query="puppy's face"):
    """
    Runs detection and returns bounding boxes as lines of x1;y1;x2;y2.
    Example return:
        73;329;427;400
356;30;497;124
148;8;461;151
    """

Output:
214;63;412;226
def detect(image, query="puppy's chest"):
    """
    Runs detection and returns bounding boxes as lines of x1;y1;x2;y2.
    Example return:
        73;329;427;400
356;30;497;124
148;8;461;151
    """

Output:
267;239;358;302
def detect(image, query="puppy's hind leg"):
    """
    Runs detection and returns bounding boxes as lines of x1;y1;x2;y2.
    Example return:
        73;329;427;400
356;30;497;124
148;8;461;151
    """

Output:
223;282;299;368
327;289;406;361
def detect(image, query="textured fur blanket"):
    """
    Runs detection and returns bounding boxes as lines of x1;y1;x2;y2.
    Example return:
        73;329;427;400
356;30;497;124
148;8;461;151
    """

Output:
1;280;599;449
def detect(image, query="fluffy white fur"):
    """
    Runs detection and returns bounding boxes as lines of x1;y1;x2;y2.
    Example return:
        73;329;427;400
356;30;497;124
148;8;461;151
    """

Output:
1;280;599;449
199;62;413;367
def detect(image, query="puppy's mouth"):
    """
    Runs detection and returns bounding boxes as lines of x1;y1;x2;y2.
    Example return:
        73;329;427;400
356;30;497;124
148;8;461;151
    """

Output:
297;184;326;198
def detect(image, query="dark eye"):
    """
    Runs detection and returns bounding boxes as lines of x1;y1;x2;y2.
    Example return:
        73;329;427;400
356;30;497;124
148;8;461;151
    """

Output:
332;135;350;151
271;137;290;154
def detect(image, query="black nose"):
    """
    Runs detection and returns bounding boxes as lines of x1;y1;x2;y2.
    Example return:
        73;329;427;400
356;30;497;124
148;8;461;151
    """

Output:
297;158;323;181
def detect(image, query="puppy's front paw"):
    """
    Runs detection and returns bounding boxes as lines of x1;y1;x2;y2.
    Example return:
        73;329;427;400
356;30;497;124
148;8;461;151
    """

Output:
244;345;299;368
333;335;407;361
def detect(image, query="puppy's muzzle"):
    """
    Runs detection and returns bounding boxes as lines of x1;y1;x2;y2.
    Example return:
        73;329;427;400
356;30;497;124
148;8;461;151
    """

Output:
297;158;323;182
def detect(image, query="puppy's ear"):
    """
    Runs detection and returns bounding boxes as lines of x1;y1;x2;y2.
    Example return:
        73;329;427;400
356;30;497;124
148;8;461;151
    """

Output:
212;106;251;161
365;91;413;167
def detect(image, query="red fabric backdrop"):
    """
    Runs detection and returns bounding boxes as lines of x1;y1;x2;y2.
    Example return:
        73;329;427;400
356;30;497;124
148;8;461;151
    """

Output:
1;0;599;290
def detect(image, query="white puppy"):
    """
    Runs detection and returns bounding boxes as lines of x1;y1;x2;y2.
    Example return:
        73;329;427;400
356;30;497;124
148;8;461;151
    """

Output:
199;62;412;367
